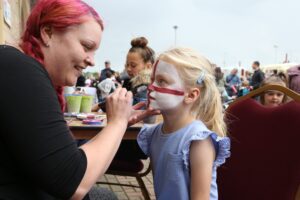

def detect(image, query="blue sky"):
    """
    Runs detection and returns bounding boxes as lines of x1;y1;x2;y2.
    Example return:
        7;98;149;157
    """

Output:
83;0;300;73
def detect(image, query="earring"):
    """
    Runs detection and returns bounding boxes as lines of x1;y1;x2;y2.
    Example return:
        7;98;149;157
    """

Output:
45;43;49;47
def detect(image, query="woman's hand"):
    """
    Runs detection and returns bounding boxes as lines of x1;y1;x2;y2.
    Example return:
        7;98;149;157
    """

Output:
128;102;161;126
105;87;132;125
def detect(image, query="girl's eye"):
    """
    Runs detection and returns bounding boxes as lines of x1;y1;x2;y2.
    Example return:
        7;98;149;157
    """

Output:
157;79;167;85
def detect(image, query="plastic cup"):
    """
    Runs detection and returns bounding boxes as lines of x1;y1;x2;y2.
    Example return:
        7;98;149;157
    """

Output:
80;95;94;113
65;94;82;113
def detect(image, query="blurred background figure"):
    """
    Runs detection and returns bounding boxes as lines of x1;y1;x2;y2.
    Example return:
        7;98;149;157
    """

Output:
215;66;230;103
225;68;241;97
238;79;251;97
100;60;115;82
287;65;300;93
85;77;92;87
259;73;289;107
250;61;265;90
97;70;116;103
76;74;86;87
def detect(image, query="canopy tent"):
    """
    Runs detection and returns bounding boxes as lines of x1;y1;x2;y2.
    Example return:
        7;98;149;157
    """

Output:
261;63;299;74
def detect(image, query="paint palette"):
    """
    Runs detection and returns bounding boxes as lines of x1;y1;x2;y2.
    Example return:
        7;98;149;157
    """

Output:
82;119;103;125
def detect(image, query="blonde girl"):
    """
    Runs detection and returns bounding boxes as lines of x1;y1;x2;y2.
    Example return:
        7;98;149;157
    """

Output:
137;48;230;200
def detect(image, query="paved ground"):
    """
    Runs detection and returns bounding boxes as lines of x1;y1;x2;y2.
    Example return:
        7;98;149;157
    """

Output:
96;159;155;200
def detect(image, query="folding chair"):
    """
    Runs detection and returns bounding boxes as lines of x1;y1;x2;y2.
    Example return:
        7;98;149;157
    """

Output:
218;84;300;200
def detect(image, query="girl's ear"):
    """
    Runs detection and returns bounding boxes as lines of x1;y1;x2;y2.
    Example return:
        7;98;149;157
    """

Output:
185;87;200;104
40;25;52;47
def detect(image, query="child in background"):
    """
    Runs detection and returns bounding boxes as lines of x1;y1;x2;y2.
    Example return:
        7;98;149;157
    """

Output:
137;48;230;199
238;79;251;97
260;73;289;107
97;70;116;102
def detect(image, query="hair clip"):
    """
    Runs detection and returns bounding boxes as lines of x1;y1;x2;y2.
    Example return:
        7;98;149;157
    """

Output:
196;71;206;85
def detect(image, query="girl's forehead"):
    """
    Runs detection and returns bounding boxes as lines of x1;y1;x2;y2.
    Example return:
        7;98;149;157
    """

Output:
265;90;284;95
154;60;179;75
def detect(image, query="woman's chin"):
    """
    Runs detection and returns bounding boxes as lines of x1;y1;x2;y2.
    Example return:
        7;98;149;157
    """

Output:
65;78;77;87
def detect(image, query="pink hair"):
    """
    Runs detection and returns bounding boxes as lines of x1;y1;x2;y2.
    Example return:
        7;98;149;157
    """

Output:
20;0;104;111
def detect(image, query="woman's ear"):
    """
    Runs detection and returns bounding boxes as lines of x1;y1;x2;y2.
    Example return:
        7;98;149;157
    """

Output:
40;25;52;47
185;87;200;104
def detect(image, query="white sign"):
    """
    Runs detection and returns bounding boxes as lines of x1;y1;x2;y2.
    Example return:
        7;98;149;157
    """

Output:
3;0;12;27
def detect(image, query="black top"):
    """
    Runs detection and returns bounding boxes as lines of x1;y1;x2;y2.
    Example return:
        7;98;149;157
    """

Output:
250;69;265;89
0;45;87;199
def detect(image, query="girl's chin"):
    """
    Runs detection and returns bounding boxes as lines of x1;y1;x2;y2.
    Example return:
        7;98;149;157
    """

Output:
266;104;279;107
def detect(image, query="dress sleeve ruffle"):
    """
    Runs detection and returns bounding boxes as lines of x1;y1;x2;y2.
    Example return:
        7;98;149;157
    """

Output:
182;131;230;169
137;125;156;156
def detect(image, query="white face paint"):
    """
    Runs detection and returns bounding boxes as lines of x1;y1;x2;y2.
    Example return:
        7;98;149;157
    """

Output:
148;60;185;110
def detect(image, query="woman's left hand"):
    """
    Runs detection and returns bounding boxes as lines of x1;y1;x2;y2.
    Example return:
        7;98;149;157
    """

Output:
128;102;160;126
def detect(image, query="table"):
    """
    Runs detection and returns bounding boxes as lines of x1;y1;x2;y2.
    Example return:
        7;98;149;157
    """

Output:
67;114;160;140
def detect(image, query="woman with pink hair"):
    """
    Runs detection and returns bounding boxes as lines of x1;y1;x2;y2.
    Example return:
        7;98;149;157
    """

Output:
0;0;155;199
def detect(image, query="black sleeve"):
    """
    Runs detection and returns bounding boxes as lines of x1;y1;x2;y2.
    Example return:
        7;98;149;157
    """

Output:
259;71;265;82
252;71;265;89
252;80;260;89
0;46;87;199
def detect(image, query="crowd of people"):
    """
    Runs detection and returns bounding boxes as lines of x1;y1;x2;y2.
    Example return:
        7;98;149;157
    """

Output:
1;0;299;199
213;60;299;108
89;51;300;112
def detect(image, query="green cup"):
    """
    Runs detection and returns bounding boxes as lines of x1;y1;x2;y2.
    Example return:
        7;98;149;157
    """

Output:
80;95;94;113
65;94;82;113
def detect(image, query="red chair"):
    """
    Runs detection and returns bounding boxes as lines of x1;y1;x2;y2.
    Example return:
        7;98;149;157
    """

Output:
218;85;300;200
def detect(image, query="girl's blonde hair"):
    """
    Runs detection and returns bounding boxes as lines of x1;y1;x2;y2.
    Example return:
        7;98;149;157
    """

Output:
158;47;226;137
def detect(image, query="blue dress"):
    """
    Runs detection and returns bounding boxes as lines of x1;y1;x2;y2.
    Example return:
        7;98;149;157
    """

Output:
137;120;230;200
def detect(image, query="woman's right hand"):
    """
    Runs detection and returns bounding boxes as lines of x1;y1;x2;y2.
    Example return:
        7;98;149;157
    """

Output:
105;87;133;125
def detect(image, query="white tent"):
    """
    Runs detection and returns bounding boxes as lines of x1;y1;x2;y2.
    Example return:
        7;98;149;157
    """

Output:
261;63;299;74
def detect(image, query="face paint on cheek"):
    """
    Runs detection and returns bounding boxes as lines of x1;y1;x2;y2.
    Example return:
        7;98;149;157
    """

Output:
149;90;185;110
